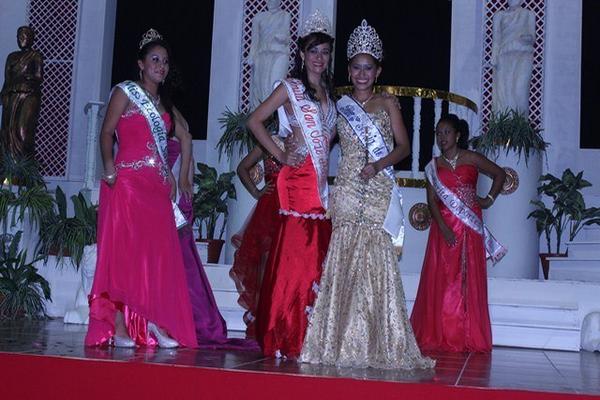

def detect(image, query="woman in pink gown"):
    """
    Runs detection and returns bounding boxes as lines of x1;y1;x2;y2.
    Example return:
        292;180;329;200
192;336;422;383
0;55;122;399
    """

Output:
85;31;197;348
410;114;506;353
247;11;337;358
230;139;283;339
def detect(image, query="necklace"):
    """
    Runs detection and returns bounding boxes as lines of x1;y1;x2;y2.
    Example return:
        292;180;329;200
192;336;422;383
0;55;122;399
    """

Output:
442;151;460;169
352;92;374;108
140;85;160;106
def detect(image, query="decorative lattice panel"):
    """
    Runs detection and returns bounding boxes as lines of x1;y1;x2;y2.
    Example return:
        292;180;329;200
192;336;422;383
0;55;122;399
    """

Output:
239;0;302;113
480;1;546;129
27;0;79;177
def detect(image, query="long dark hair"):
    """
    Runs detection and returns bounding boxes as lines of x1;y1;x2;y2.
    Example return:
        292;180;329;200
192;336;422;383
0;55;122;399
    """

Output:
290;32;335;102
438;113;470;149
137;38;177;135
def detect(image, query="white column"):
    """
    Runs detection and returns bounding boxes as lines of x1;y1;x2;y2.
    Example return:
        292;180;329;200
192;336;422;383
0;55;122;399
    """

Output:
479;151;542;279
207;0;248;263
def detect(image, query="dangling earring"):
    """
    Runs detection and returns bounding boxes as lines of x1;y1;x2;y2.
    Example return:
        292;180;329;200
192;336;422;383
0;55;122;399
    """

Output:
348;73;351;83
139;70;143;81
375;75;378;84
301;58;305;71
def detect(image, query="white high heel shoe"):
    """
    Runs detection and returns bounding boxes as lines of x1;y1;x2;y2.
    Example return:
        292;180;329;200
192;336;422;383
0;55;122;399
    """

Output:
147;322;179;348
113;334;136;348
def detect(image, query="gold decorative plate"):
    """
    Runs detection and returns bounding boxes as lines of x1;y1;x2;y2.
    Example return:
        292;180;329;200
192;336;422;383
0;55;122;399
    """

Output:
409;202;431;231
501;167;519;195
249;163;264;185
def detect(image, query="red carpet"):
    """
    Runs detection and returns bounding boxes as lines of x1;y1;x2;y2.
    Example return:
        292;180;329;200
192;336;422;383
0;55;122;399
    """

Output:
1;352;596;400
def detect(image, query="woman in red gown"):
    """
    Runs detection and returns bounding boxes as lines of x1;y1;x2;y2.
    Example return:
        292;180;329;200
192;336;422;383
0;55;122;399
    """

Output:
230;139;283;339
85;31;197;348
410;114;506;353
246;10;336;358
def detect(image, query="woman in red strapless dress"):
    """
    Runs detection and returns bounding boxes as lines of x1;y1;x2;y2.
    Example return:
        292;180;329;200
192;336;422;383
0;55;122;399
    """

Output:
230;138;283;339
246;25;337;358
411;114;506;353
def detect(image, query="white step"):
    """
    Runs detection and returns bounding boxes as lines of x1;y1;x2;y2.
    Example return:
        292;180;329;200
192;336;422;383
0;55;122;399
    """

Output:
221;307;245;331
548;257;600;282
213;289;244;310
204;263;237;291
566;241;600;258
583;226;600;241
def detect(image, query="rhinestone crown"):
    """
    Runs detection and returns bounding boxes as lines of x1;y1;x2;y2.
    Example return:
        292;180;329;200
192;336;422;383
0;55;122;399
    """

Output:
300;9;332;38
347;19;383;61
139;28;163;50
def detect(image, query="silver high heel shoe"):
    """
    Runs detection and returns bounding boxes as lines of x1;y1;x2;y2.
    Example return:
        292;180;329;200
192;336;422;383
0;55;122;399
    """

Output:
113;334;136;348
147;322;179;348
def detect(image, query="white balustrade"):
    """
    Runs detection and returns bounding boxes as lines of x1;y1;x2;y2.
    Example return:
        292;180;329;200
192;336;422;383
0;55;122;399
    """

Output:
83;101;105;193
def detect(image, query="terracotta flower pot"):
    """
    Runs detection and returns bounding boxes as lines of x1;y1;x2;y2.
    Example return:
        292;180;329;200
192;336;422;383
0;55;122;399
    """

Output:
197;238;225;264
539;253;567;280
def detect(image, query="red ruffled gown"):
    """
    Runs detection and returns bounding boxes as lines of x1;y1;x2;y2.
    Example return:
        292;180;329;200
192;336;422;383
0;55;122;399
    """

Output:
230;155;283;339
85;106;197;348
410;163;492;352
255;99;336;358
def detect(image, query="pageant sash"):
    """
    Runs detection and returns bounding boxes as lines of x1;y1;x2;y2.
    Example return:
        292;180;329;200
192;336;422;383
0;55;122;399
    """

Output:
337;95;405;248
117;80;186;229
275;79;330;209
117;80;169;166
424;159;507;264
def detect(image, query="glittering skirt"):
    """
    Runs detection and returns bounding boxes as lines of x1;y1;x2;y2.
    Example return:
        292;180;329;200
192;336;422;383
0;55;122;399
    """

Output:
299;221;435;369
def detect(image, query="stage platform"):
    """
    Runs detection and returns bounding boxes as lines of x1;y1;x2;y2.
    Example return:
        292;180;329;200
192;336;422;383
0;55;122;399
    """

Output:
1;319;599;399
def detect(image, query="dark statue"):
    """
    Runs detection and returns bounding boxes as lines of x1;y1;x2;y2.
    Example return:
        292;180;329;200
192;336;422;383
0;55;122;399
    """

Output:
0;26;43;159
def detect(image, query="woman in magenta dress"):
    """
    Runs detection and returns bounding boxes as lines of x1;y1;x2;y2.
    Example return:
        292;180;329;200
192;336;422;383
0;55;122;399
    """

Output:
229;138;283;339
410;114;507;353
246;10;336;358
85;30;196;348
168;135;259;350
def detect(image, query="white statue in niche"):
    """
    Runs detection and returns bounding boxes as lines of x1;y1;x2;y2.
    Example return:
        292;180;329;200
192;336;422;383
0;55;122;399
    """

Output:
247;0;291;111
491;0;536;116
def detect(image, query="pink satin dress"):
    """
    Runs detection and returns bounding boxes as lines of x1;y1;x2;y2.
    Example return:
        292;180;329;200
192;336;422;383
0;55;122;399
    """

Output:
85;105;197;348
410;163;492;353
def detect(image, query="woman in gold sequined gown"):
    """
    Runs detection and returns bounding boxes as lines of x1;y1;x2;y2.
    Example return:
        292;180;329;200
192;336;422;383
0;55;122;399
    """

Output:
300;20;434;370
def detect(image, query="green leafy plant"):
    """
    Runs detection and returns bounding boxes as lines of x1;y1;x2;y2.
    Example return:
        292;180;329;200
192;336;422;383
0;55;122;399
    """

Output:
0;231;50;320
192;163;236;240
37;186;97;268
470;109;548;165
0;151;53;234
215;108;277;161
527;169;600;254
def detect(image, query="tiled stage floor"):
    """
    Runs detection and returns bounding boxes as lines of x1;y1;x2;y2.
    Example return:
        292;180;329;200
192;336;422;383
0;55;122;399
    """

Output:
1;319;599;396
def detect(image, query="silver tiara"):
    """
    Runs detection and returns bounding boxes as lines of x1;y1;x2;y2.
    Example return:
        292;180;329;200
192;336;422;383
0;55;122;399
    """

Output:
347;19;383;61
300;9;332;38
139;28;163;49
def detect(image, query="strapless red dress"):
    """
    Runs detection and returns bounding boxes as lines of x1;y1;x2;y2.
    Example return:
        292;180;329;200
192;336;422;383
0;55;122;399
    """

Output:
410;163;492;352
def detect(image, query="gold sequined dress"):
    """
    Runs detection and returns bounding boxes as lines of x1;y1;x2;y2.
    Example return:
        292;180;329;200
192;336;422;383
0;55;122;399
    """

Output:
299;109;435;369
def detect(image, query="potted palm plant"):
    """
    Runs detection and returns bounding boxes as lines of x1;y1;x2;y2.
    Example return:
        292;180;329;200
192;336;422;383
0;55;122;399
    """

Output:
37;186;97;269
193;162;236;263
470;109;548;164
215;108;277;161
528;169;600;279
0;151;54;238
0;231;50;319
